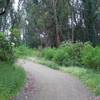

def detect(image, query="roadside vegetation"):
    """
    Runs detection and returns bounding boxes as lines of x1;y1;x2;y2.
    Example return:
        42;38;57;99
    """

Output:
15;42;100;95
0;32;26;100
14;45;38;58
39;42;100;95
0;0;100;99
40;42;100;70
0;63;26;100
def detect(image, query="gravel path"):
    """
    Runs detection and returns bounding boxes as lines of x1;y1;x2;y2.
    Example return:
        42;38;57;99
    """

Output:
14;59;93;100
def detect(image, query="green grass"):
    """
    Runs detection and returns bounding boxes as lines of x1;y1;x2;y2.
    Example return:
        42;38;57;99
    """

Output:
60;67;100;95
0;62;26;100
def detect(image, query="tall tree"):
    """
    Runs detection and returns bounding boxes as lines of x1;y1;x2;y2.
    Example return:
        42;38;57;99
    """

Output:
82;0;98;45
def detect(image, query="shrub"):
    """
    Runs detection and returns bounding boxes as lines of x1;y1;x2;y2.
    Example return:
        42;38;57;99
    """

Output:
60;42;83;66
39;41;100;69
41;42;84;66
41;48;56;60
10;28;21;46
53;47;69;65
81;43;100;70
0;32;15;63
14;45;37;57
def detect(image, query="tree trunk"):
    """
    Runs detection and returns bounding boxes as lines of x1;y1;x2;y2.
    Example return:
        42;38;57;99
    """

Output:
52;0;61;47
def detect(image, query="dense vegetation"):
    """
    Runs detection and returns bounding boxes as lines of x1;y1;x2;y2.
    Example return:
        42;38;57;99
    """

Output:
0;32;26;100
14;45;36;58
0;0;100;99
0;32;15;62
41;42;100;70
14;43;100;95
0;0;100;48
17;0;100;47
0;63;26;100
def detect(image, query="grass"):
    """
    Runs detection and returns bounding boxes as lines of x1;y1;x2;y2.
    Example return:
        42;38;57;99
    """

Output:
0;62;26;100
60;67;100;95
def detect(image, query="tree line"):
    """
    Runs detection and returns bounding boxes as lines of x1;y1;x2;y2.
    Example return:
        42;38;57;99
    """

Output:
0;0;100;48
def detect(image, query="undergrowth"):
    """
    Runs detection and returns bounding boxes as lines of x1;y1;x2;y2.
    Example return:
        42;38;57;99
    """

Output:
0;62;26;100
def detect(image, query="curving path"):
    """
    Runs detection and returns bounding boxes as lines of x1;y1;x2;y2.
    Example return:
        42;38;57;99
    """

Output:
14;59;92;100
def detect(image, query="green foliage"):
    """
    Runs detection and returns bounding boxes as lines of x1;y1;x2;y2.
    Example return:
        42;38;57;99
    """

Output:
0;32;15;63
82;0;98;45
42;42;84;66
14;45;38;58
41;48;56;60
0;62;26;100
81;43;100;70
10;28;21;47
60;42;83;66
53;47;69;65
41;42;100;70
61;67;100;95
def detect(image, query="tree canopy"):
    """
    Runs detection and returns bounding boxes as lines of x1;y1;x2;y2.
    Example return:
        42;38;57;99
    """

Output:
0;0;100;47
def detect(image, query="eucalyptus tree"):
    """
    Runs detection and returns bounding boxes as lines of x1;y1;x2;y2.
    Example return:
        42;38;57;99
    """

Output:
15;0;100;47
0;0;14;31
17;0;41;47
82;0;98;45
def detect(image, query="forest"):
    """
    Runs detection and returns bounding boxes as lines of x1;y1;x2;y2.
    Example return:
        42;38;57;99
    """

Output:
0;0;100;100
0;0;100;47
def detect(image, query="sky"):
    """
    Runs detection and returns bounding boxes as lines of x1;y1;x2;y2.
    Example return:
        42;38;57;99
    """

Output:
13;0;19;11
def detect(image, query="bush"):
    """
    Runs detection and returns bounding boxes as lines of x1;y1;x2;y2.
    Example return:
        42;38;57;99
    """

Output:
41;48;56;60
59;42;83;66
14;45;38;58
0;32;15;63
42;42;84;66
10;28;21;47
34;41;100;70
81;43;100;70
53;47;69;65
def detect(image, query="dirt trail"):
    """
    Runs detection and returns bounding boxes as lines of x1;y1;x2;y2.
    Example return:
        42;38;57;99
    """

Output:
14;59;92;100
